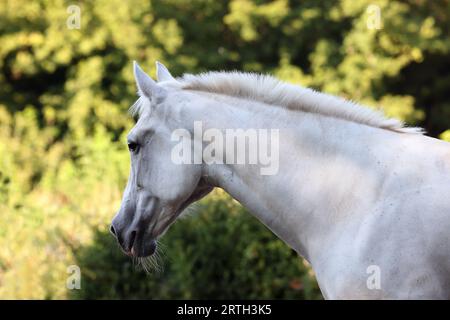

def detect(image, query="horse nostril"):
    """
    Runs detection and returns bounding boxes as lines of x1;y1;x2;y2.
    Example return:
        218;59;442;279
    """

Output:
110;224;117;238
128;230;137;252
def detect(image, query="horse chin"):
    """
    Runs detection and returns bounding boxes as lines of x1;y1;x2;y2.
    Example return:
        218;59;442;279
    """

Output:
132;239;157;258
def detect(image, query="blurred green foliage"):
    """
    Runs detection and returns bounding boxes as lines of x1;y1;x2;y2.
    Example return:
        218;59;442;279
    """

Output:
71;192;320;299
0;0;449;299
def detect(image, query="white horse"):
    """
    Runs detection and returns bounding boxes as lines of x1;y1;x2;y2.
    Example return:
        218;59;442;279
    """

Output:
111;61;450;299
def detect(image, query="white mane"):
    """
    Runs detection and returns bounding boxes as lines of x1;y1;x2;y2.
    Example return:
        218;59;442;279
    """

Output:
179;71;423;134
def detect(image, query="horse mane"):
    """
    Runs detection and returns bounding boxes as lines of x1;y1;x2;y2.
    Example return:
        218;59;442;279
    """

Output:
179;71;423;134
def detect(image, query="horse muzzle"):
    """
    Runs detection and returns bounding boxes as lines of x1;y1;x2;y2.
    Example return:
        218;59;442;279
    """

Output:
110;220;158;257
110;195;161;257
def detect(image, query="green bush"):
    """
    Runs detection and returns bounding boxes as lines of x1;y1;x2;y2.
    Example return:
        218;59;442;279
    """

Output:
72;192;321;299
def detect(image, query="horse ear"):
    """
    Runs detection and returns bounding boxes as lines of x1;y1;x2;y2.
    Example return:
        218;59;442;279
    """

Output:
156;61;176;82
133;61;166;99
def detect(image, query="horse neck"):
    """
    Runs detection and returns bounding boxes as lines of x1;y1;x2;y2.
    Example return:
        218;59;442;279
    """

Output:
189;91;395;263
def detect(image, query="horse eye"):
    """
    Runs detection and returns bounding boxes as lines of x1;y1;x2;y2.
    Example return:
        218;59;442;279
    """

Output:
127;142;139;153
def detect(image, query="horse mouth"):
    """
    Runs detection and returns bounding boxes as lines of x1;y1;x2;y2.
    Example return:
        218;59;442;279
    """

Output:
128;181;213;258
130;238;157;258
